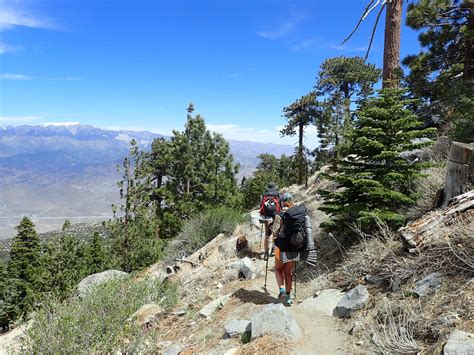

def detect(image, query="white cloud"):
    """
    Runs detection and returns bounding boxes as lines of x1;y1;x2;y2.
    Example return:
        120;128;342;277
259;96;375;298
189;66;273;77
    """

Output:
0;73;31;80
0;41;21;54
0;2;55;31
42;122;80;127
257;20;296;40
207;123;319;149
292;38;320;51
0;115;42;124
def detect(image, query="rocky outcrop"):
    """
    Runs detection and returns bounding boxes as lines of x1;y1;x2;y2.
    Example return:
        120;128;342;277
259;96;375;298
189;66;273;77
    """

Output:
199;294;232;318
129;304;164;328
299;289;345;317
76;270;128;297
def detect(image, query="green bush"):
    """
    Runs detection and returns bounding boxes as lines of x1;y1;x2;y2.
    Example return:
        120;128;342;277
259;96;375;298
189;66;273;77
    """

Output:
24;277;178;353
165;206;248;261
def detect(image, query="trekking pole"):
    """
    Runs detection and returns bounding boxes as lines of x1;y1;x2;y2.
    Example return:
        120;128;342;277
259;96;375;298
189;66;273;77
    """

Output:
259;223;263;253
294;261;297;299
264;252;269;291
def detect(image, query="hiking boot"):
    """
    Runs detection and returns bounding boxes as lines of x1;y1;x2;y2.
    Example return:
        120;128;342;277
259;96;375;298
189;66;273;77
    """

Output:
284;294;293;306
269;245;275;257
278;287;286;302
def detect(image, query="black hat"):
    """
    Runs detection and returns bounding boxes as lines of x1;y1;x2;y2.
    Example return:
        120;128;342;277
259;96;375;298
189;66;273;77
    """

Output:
267;182;277;189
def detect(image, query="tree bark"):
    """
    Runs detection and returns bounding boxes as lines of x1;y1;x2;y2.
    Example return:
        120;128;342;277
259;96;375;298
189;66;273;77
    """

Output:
382;0;403;88
442;142;474;207
464;0;474;83
298;122;304;185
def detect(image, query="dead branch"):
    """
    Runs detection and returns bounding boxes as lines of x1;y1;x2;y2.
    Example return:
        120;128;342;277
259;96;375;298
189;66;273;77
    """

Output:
365;3;386;60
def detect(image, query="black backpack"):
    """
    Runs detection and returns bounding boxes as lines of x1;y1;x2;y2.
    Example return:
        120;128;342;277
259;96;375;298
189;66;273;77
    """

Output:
260;191;281;218
283;205;307;251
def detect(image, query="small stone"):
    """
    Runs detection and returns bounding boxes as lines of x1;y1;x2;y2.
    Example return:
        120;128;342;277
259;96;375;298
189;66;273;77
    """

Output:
216;282;223;289
223;348;239;355
349;321;363;336
391;275;402;292
365;274;384;285
334;285;369;318
356;341;364;346
171;309;187;316
412;272;442;297
199;294;232;318
129;303;163;327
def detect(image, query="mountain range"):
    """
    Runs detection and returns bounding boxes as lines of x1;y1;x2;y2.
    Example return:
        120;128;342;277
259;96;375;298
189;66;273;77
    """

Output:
0;124;293;239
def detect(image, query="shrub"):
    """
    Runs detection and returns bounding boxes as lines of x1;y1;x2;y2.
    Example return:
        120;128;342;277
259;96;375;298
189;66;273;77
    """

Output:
165;207;248;261
24;277;178;353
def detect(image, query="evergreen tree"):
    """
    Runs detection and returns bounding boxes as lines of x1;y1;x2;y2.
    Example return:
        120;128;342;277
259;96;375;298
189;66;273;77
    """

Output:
5;217;42;322
319;89;435;234
281;92;319;185
403;0;474;142
89;232;106;274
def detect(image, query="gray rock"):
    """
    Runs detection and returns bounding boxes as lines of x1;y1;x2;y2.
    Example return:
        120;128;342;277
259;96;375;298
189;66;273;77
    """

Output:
240;257;257;280
413;272;442;297
444;330;474;355
434;313;460;327
334;285;369;318
299;289;345;317
162;343;183;355
365;274;384;285
224;319;251;338
76;270;128;297
391;275;402;292
199;294;232;318
250;303;302;340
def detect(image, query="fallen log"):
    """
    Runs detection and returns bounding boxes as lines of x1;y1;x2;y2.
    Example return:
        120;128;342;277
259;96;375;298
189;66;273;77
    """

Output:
399;190;474;252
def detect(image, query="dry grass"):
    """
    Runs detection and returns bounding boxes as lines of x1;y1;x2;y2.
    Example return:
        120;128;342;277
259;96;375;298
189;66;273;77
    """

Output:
405;166;446;221
334;216;474;353
236;333;292;355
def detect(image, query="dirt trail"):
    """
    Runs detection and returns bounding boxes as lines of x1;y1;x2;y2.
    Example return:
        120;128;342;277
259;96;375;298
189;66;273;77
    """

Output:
241;259;360;354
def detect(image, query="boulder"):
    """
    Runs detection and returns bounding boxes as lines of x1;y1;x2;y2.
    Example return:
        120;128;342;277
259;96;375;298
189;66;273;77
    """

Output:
199;294;232;318
250;303;302;340
240;257;257;280
444;330;474;355
225;257;257;280
412;272;442;297
162;343;183;355
76;270;128;297
334;285;369;318
130;303;163;327
298;289;345;317
224;319;251;338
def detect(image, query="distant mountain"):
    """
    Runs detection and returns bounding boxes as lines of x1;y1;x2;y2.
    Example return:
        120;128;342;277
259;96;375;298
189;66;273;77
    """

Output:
0;124;292;239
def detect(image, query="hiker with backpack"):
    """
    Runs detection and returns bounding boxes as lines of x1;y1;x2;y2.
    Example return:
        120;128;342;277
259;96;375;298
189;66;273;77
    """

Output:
271;192;310;306
259;182;282;258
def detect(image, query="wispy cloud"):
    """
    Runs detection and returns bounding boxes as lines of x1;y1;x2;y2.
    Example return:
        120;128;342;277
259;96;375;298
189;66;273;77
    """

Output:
330;44;369;53
0;2;55;31
0;115;42;124
257;19;296;40
291;37;322;51
226;72;240;79
0;73;81;81
0;73;31;80
0;41;21;54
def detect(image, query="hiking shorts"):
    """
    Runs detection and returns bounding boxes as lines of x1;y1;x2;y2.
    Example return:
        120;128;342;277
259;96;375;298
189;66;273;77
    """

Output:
275;246;302;263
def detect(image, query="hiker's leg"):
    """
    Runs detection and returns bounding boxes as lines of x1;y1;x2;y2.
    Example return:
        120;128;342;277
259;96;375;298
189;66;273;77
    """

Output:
274;257;285;289
283;261;295;293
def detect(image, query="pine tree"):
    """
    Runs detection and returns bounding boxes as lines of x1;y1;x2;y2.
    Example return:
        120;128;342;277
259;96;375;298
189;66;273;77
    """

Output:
319;88;435;234
281;92;318;185
89;232;106;274
403;0;474;142
5;217;42;321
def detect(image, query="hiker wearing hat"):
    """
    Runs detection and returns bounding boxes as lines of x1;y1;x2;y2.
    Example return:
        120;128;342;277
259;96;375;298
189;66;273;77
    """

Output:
271;192;307;306
259;182;282;258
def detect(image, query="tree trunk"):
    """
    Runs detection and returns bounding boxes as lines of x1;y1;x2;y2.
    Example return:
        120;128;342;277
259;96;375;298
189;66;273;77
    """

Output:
442;142;474;207
464;0;474;83
382;0;403;88
298;122;304;185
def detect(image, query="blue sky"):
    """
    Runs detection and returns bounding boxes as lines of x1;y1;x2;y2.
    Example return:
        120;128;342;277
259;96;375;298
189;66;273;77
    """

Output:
0;0;421;148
